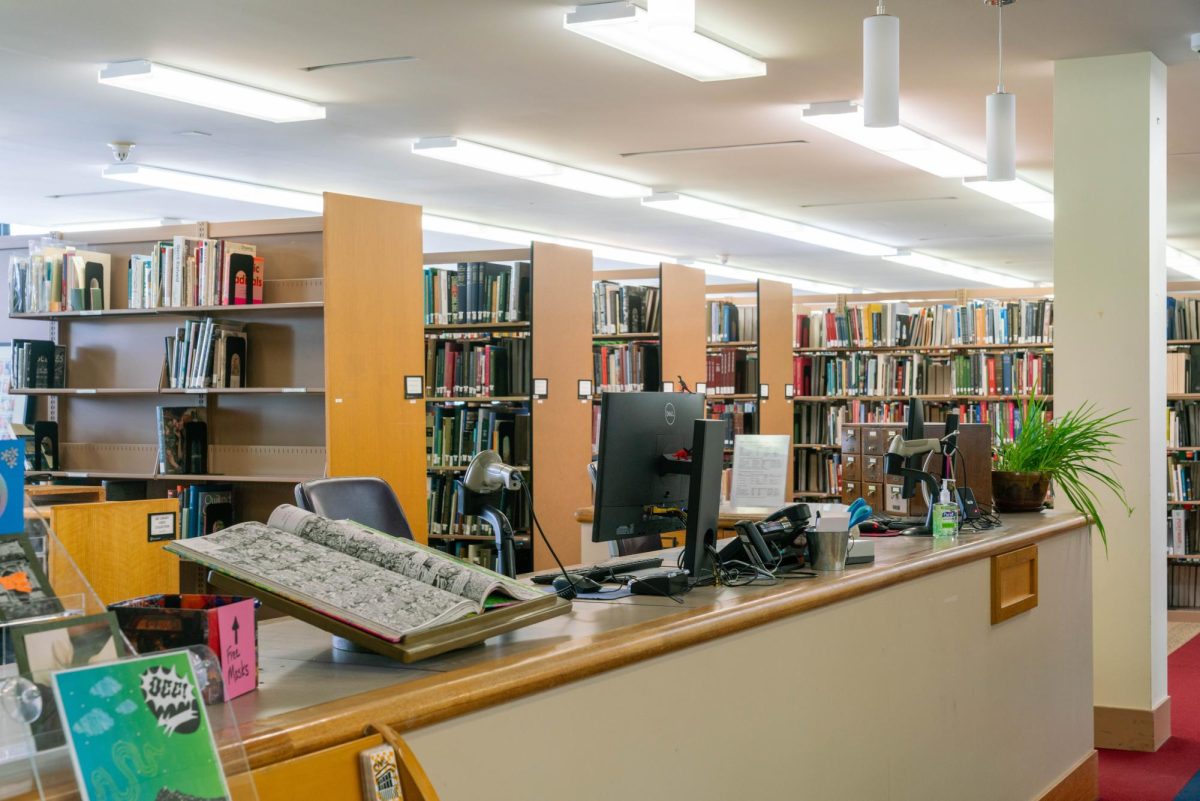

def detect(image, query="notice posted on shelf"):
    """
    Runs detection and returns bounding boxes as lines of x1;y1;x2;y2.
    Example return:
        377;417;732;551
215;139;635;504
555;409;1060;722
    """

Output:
730;434;790;509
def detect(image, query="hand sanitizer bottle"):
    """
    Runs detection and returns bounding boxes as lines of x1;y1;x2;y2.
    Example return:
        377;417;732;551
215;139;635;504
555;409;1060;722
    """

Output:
932;480;959;540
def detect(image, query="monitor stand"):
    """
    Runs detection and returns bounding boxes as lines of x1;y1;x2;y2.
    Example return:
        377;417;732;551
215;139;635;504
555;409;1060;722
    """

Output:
681;419;726;585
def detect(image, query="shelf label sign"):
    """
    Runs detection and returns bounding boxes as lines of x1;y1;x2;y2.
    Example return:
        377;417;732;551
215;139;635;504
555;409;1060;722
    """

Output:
404;375;424;400
532;379;549;400
147;512;177;542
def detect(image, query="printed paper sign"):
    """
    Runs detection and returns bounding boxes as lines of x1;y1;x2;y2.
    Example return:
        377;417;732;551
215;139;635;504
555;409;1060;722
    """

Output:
53;651;231;801
215;602;256;699
730;434;791;509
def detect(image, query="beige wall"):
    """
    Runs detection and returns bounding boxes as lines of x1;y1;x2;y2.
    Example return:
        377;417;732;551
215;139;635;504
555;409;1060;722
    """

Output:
408;528;1093;801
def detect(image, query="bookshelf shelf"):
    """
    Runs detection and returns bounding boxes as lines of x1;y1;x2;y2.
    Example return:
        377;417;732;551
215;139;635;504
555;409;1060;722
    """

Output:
428;533;532;544
10;301;324;321
1169;394;1200;401
793;342;1053;354
1169;501;1200;507
425;322;530;333
1168;447;1200;454
592;332;660;341
1169;340;1200;346
706;393;759;402
793;443;841;450
14;387;324;396
707;341;757;349
424;396;532;404
791;394;1053;403
793;491;840;499
425;465;531;474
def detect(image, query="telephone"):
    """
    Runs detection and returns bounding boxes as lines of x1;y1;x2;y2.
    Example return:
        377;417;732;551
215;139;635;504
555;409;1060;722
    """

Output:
719;503;811;569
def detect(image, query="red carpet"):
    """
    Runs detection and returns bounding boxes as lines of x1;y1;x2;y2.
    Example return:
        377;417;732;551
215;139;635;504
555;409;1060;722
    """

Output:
1099;634;1200;800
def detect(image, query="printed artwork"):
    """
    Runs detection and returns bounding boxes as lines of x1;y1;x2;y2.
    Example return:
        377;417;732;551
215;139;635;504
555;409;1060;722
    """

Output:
358;744;402;801
53;650;231;801
0;533;61;622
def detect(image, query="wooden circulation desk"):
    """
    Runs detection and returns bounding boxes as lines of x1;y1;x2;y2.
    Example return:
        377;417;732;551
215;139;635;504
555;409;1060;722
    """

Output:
227;510;1092;801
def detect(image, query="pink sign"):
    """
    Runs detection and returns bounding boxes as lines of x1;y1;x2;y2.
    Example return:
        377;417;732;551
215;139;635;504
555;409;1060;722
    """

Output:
215;600;257;700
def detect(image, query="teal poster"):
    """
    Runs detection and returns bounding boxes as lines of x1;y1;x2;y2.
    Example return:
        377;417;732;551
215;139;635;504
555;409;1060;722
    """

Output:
52;650;231;801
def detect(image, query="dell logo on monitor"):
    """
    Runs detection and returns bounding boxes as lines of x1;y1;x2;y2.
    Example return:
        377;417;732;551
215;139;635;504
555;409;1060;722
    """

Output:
664;403;676;425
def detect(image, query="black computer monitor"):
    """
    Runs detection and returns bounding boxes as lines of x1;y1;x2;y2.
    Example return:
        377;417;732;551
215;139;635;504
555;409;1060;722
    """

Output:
681;418;725;584
592;392;707;544
900;396;926;500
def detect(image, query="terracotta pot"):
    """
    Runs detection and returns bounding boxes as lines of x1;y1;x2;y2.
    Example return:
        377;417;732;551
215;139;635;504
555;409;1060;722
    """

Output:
991;471;1052;513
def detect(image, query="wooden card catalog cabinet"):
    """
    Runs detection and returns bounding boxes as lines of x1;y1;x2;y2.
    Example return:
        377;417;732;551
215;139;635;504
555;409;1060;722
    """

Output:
991;544;1039;624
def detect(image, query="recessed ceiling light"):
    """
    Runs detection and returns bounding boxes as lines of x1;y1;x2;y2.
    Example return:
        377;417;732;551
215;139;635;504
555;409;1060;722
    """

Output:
563;1;766;82
101;164;323;212
696;262;851;293
98;60;326;123
884;251;1033;288
801;102;986;178
412;137;651;198
961;176;1053;220
641;192;897;257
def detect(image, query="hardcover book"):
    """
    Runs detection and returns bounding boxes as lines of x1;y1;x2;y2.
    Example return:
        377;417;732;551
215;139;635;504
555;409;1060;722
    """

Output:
53;650;232;801
156;407;207;475
166;506;545;642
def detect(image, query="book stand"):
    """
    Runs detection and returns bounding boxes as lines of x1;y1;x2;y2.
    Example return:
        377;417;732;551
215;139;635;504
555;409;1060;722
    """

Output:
0;494;259;800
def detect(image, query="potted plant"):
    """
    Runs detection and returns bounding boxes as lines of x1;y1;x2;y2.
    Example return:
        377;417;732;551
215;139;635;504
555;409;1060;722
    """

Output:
992;394;1132;546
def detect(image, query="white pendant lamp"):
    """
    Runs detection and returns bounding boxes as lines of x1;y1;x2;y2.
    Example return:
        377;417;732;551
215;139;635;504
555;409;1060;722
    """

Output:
985;0;1016;181
863;2;899;128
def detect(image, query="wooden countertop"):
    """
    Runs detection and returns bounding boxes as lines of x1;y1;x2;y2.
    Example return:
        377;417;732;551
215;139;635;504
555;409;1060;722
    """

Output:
236;509;1087;770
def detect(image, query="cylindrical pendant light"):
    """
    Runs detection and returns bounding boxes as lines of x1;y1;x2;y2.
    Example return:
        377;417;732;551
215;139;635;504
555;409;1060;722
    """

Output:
987;91;1016;181
863;2;899;128
985;0;1016;181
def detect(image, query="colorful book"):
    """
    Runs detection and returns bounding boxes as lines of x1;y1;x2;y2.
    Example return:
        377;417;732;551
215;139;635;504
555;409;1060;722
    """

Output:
53;650;232;801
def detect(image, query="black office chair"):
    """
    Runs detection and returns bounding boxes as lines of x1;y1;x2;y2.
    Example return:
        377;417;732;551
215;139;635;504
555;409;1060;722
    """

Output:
293;477;415;540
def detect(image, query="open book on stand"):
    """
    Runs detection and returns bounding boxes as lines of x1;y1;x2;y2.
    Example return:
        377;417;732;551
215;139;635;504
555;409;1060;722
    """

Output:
166;506;566;655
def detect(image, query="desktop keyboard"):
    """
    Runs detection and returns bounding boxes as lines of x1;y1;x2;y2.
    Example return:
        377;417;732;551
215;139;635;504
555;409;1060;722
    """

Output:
530;556;665;585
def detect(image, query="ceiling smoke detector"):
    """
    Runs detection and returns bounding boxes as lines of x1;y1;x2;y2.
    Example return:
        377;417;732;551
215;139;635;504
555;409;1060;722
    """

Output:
107;142;135;163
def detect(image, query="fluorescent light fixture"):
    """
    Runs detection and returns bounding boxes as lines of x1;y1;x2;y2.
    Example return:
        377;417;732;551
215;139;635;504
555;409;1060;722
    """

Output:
98;60;325;123
1167;246;1200;280
642;192;897;257
962;176;1053;220
50;218;191;233
3;224;50;236
884;251;1033;289
422;214;664;266
801;102;986;178
563;1;766;82
697;261;851;293
101;164;323;213
412;137;651;198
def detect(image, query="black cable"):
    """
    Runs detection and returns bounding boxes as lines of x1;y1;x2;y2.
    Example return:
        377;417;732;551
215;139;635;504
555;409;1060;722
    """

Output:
518;477;580;599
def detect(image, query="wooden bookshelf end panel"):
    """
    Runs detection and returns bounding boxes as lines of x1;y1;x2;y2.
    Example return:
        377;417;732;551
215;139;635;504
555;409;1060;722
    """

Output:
991;544;1039;624
660;262;706;390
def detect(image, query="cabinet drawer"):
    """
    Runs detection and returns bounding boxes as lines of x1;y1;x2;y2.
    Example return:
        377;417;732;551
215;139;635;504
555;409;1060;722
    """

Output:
840;481;861;505
862;427;888;456
841;428;861;454
862;453;884;483
863;483;882;505
884;482;909;516
841;453;861;482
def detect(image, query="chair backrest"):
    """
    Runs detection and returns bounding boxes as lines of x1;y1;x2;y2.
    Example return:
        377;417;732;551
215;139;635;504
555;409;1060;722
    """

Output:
293;477;415;540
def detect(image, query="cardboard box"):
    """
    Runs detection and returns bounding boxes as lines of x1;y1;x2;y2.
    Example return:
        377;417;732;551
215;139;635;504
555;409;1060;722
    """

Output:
108;594;258;702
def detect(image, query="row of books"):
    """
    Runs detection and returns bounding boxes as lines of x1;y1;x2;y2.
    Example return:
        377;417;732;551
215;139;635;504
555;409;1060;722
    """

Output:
132;238;261;309
426;404;531;468
592;282;660;335
9;247;113;314
424;337;531;398
427;473;528;537
794;402;839;445
1167;347;1200;395
432;541;501;571
795;299;1054;348
707;302;756;343
706;349;758;395
177;483;234;539
1170;508;1200;557
1169;463;1200;502
593;342;661;393
708;400;757;447
1168;560;1200;608
791;352;1051;398
1168;401;1200;448
9;339;65;388
164;319;248;389
794;450;840;496
423;262;530;325
1168;297;1200;342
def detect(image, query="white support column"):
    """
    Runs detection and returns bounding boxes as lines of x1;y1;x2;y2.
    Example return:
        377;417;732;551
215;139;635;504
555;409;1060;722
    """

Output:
1054;52;1168;751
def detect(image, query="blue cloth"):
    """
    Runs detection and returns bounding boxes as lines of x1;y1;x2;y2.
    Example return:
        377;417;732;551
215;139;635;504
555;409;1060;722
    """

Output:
1176;771;1200;800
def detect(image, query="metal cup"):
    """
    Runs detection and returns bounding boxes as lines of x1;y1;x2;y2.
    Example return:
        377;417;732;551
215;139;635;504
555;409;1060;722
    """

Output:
809;529;852;572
